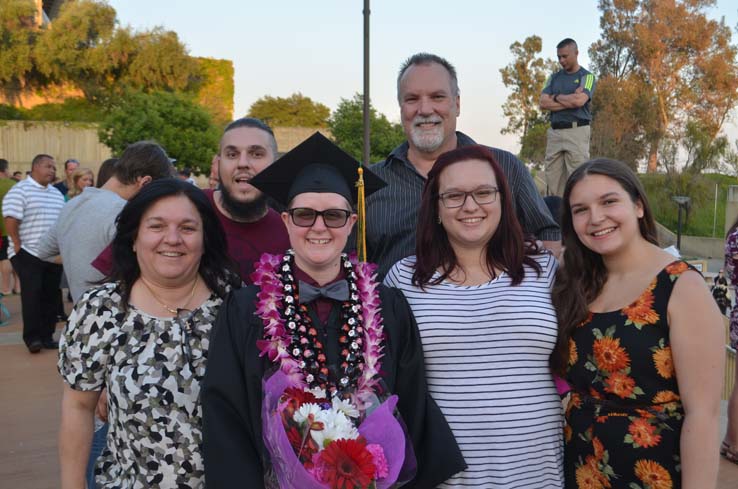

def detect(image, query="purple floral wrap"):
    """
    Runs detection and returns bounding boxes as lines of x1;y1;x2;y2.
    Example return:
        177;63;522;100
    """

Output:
262;370;414;488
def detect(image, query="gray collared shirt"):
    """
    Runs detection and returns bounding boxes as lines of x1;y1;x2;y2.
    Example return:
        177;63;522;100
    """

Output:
365;132;560;278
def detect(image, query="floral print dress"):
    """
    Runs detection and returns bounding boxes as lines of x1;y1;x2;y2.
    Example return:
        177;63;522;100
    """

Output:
725;229;738;349
564;261;695;489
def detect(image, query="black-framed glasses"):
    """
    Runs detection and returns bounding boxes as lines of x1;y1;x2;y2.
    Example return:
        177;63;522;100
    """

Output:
287;208;352;228
438;187;499;208
175;308;195;371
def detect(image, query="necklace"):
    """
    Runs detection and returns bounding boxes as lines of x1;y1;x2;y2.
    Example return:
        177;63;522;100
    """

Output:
140;275;199;315
253;250;385;403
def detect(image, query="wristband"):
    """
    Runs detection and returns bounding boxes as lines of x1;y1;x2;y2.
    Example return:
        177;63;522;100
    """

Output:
553;94;559;103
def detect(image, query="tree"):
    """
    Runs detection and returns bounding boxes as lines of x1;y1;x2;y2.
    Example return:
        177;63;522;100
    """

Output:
499;35;558;165
591;0;738;172
0;0;44;102
98;91;219;175
328;93;405;163
589;74;652;169
120;28;200;94
0;0;205;106
34;0;118;99
499;35;558;164
247;93;330;127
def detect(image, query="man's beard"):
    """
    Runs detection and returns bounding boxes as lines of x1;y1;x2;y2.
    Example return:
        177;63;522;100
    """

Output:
409;117;445;153
220;184;268;222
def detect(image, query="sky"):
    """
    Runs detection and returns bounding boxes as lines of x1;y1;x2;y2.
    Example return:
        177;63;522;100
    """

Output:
107;0;738;152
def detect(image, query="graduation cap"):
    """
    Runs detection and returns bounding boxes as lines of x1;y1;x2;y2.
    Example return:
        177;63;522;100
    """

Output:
249;132;386;261
249;132;385;205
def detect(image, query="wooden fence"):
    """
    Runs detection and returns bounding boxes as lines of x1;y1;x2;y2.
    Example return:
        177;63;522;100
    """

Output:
0;120;111;174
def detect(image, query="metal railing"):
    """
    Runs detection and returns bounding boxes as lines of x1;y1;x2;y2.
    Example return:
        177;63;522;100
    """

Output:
723;316;736;400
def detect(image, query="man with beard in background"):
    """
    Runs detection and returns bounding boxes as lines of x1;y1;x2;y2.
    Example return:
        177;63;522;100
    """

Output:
207;118;289;281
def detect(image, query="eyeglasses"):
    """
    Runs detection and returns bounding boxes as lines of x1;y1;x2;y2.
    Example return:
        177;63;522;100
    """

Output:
438;187;499;208
175;308;195;373
287;208;352;228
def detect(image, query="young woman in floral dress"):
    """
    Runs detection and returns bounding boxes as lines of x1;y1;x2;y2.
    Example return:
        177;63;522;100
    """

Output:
551;159;724;488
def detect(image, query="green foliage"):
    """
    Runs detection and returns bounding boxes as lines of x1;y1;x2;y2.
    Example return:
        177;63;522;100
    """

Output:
518;120;549;167
499;36;557;144
0;104;26;120
641;172;738;237
26;98;105;121
99;91;219;175
0;0;42;97
121;28;201;94
195;58;234;127
34;0;117;98
0;98;105;121
328;94;405;163
248;93;330;127
0;0;209;105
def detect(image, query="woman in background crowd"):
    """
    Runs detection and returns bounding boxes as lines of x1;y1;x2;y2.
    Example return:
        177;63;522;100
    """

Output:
66;167;94;199
552;159;724;488
722;219;738;464
58;179;240;488
385;145;563;488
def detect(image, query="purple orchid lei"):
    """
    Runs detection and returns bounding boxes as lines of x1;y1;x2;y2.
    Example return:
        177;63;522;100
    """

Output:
252;251;386;405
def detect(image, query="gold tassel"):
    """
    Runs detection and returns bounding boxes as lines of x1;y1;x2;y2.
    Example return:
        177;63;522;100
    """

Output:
356;166;367;262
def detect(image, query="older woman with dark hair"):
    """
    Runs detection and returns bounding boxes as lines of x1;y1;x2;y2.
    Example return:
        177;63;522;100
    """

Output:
384;145;563;488
58;179;240;489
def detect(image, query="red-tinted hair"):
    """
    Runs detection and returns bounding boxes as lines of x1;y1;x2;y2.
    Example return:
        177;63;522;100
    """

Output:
412;145;541;287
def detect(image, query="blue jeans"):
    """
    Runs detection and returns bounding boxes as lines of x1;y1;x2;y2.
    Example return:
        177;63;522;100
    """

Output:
86;421;108;489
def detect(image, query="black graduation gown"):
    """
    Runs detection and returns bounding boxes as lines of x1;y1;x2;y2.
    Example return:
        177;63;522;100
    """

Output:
202;284;466;488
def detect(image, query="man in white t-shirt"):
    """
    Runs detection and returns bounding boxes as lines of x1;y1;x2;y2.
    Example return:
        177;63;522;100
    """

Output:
3;154;65;353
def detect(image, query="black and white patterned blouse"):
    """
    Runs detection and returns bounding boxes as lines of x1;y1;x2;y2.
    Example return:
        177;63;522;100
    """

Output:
58;282;223;489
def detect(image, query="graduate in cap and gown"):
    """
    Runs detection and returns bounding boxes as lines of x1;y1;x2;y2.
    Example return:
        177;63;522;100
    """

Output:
201;133;465;488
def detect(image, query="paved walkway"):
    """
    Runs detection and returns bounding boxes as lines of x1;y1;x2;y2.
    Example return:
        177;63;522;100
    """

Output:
0;293;737;487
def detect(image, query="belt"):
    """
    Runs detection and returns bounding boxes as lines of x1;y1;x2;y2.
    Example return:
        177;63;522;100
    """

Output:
551;120;590;130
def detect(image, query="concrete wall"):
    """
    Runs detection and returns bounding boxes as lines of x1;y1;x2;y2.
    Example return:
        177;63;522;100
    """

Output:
273;127;332;154
656;222;724;258
0;120;112;175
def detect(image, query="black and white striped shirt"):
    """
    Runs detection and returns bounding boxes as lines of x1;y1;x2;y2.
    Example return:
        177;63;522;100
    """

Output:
385;253;564;488
2;176;65;259
366;132;560;279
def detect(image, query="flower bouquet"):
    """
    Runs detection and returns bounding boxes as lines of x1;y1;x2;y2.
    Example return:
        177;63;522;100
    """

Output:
262;370;413;489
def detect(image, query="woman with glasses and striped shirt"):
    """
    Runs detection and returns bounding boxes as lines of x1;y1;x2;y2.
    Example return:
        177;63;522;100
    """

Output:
384;144;564;488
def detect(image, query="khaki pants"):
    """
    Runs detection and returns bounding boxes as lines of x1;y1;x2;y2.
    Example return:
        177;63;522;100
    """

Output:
544;125;590;197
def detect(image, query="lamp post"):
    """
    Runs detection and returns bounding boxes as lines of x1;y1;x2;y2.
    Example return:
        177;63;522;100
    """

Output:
672;196;690;252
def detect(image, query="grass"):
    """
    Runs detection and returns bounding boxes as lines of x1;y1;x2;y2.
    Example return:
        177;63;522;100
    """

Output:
640;173;738;237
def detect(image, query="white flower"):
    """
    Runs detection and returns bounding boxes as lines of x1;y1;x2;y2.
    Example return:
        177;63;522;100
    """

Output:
310;409;359;447
293;403;322;425
331;398;360;419
308;386;327;399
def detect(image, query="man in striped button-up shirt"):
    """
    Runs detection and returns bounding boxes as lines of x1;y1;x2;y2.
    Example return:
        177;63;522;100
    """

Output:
366;53;561;278
3;154;65;353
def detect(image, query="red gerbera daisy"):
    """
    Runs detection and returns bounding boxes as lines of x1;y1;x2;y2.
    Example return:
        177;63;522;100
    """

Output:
317;438;376;489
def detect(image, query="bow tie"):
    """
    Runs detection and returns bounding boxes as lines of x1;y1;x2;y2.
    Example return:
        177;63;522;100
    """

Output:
298;280;350;304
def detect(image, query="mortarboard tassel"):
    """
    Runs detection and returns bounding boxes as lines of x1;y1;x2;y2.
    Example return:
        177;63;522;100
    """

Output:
356;166;367;262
